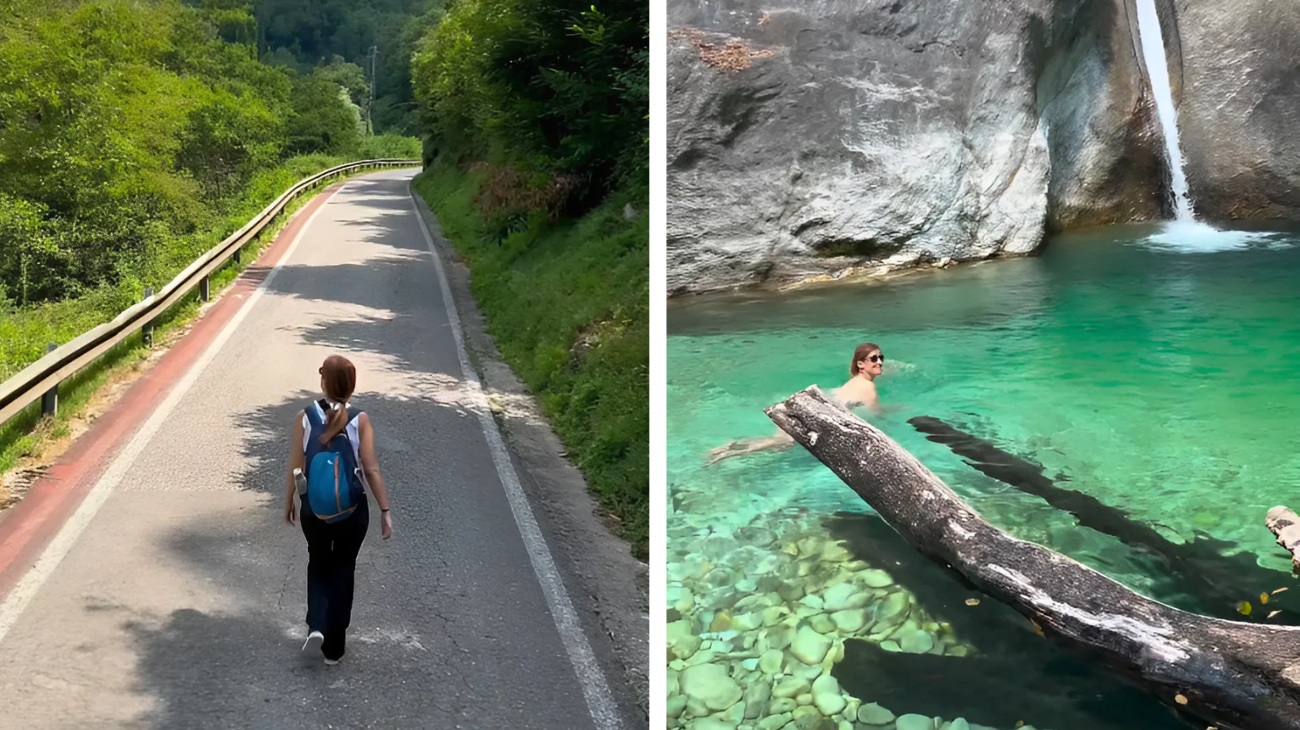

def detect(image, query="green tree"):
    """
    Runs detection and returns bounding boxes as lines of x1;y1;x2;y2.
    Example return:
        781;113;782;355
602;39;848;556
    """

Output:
287;72;363;155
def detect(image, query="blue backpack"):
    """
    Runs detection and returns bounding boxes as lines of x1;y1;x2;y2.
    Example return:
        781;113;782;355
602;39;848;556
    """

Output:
303;399;364;523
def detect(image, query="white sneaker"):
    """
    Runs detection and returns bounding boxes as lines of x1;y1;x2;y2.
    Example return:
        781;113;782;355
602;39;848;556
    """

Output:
302;631;324;655
323;657;340;666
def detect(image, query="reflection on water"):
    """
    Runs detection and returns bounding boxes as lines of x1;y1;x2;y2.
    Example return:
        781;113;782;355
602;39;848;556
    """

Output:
666;223;1300;730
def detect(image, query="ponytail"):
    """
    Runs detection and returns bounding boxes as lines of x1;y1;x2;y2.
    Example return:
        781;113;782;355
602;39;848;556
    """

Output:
320;400;350;444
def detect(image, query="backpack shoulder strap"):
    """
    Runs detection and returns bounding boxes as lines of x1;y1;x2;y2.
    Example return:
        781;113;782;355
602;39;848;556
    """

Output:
303;400;326;429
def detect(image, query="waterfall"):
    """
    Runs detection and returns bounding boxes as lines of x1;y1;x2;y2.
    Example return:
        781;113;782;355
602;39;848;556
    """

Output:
1134;0;1196;222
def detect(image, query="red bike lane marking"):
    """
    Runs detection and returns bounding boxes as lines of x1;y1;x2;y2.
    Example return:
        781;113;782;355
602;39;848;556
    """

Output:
0;183;344;601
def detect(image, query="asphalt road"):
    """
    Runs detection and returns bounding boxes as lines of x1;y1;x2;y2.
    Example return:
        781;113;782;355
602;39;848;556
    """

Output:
0;170;631;729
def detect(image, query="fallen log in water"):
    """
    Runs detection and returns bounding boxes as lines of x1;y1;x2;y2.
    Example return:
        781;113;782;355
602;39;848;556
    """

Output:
909;415;1300;622
766;386;1300;730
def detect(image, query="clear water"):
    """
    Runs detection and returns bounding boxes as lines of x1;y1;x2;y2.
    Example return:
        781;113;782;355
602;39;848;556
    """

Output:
667;222;1300;726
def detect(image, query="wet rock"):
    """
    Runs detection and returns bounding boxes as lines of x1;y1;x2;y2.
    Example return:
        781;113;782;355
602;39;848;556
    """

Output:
668;619;694;643
821;540;852;562
674;586;695;614
767;625;794;651
666;693;687;720
692;716;739;730
685;649;718;668
876;592;910;622
946;719;970;730
859;569;894;588
673;634;703;660
736;525;777;547
790;625;833;664
703;587;741;612
763;605;790;627
900;629;935;655
788;662;823;682
680;662;743;712
666;0;1163;295
821;583;854;611
857;702;895;725
810;614;836;634
772;677;810;699
811;675;847;715
685;695;709;718
759;648;784;674
769;698;798;715
793;703;819;718
731;612;763;631
777;581;806;602
706;568;735;588
830;609;868;633
1178;0;1300;223
880;640;901;652
735;577;758;593
744;678;773;719
759;712;793;730
796;537;823;558
710;612;732;633
800;594;824;611
721;699;746;725
896;714;935;730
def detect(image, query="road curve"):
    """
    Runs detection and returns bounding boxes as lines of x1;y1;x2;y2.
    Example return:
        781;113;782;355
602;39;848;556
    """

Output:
0;170;628;729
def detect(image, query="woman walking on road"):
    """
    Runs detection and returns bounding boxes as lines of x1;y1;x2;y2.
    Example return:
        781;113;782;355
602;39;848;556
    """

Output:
284;355;393;665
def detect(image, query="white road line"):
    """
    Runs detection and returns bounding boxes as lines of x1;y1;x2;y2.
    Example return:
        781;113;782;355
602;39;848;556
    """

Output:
0;186;341;646
406;182;624;730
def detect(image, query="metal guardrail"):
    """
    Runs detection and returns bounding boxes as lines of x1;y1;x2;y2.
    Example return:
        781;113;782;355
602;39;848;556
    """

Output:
0;158;420;428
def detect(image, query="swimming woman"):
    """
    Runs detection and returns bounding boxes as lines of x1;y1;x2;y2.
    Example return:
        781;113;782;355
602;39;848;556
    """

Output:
704;342;886;465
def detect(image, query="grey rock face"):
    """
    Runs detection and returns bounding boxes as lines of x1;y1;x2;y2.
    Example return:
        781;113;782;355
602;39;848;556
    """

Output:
666;0;1174;295
1176;0;1300;221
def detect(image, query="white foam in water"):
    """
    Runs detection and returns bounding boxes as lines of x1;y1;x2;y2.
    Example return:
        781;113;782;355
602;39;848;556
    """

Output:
1141;220;1286;253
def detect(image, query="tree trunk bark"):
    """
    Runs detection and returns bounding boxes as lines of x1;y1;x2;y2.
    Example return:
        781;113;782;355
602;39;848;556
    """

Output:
766;386;1300;730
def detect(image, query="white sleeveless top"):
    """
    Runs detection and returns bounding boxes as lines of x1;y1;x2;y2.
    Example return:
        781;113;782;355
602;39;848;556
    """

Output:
302;400;361;463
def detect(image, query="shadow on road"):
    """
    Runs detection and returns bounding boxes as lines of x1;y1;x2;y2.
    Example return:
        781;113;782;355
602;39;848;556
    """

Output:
122;387;593;729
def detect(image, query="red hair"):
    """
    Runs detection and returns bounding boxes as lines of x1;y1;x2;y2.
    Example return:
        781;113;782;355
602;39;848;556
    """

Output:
850;343;881;376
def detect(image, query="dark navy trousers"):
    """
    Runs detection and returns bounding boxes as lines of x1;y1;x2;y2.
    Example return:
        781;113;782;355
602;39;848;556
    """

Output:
300;497;368;660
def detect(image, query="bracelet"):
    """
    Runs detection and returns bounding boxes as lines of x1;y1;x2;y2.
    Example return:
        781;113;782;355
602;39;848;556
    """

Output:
381;508;390;512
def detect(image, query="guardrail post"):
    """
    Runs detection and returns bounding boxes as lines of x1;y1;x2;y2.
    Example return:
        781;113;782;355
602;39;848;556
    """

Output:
200;276;210;303
234;245;241;265
41;343;57;418
143;287;154;348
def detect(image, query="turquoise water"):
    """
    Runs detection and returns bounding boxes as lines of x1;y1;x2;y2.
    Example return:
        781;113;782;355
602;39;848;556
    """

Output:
666;222;1300;729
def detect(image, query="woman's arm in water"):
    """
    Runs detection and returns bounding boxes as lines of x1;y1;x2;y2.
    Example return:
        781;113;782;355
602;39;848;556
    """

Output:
705;431;794;466
358;414;393;539
285;415;305;525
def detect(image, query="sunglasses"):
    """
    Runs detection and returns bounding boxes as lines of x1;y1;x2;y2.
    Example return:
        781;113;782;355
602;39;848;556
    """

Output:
868;354;884;363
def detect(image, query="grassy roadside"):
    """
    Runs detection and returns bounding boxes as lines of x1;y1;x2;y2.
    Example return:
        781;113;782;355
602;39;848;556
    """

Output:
412;157;648;559
0;158;415;501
